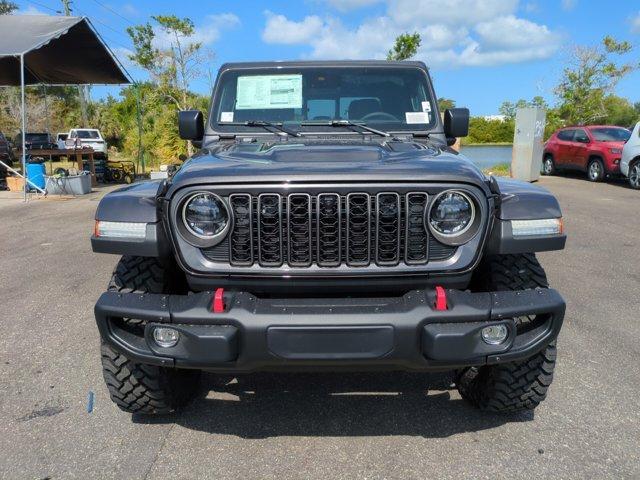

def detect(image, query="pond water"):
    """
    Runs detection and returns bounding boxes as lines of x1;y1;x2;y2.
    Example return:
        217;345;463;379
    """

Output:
460;145;513;169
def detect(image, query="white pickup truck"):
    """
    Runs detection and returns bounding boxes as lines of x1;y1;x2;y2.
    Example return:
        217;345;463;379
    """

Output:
68;129;108;160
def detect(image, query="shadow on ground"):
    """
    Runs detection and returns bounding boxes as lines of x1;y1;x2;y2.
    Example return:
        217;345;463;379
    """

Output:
134;372;532;438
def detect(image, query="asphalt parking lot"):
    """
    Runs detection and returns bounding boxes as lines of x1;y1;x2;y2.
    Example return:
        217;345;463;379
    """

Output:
0;175;638;480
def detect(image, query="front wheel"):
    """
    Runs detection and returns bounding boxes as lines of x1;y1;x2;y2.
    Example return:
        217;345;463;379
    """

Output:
587;158;604;182
542;155;555;176
629;161;640;190
101;343;200;414
457;254;558;413
101;256;199;414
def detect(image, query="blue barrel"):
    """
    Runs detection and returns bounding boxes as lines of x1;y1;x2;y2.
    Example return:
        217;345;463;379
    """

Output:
26;162;46;191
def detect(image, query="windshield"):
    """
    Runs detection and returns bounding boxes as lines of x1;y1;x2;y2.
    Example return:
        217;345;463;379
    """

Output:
212;66;437;133
591;127;631;142
76;130;100;139
26;134;50;142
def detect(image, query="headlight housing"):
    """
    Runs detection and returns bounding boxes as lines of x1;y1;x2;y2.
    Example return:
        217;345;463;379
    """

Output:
180;192;231;246
427;190;479;245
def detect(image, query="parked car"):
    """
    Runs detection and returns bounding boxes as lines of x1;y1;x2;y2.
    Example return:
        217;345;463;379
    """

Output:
68;128;108;159
621;121;640;190
56;132;69;150
14;132;58;151
0;132;15;166
92;60;567;416
542;125;631;182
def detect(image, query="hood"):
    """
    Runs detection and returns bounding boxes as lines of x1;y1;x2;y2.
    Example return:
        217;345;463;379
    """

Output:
169;140;488;194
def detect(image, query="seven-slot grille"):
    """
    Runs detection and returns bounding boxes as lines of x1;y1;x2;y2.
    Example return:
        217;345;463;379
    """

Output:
218;191;453;268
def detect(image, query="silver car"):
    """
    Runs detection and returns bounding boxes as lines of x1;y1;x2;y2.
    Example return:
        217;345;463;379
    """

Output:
621;122;640;189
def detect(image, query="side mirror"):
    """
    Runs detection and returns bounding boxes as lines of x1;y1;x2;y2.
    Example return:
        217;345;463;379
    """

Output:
444;108;470;141
178;110;204;141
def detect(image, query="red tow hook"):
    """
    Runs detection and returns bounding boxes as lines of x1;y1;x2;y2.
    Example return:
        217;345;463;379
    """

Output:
434;286;447;311
212;288;226;313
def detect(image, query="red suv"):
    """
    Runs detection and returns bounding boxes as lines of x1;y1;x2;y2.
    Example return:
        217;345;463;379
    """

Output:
542;125;631;182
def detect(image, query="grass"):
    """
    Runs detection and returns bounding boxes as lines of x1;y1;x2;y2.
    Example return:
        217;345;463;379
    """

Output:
482;162;511;177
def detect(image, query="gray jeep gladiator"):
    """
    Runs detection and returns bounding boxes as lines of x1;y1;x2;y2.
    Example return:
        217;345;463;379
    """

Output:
92;61;566;415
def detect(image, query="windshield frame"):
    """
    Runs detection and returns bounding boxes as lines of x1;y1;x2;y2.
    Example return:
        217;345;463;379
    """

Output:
206;63;441;137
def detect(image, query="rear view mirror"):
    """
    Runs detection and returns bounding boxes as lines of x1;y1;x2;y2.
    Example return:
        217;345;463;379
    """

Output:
444;108;470;141
178;110;204;141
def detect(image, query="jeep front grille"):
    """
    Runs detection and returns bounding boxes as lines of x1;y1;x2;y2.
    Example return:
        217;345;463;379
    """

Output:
205;191;457;268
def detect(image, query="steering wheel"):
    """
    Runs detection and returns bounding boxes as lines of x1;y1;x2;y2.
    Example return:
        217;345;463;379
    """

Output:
361;111;399;122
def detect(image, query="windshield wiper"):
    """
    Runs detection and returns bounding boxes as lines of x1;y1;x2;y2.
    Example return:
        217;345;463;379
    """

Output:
226;121;301;137
300;120;391;138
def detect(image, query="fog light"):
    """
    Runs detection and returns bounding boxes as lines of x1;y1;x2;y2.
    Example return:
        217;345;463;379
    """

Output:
153;327;180;348
481;324;508;345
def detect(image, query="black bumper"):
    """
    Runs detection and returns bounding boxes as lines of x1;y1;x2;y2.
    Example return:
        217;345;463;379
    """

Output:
95;288;565;372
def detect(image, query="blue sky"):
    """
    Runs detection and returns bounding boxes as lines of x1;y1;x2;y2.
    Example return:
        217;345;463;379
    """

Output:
17;0;640;115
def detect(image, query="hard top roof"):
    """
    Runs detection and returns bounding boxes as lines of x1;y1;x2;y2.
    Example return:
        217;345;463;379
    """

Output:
219;60;428;71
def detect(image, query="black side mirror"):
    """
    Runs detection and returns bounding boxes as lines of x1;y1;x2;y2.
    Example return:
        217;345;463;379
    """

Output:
178;110;204;141
444;108;470;140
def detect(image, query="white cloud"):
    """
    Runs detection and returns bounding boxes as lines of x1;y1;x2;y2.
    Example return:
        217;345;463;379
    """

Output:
561;0;576;11
153;13;240;49
325;0;383;12
261;2;561;68
474;15;559;51
121;4;138;17
18;6;47;15
631;11;640;34
193;13;241;45
388;0;518;27
262;12;324;44
113;47;137;69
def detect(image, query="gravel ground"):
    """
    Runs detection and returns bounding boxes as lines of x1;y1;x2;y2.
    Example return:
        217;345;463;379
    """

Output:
0;175;638;480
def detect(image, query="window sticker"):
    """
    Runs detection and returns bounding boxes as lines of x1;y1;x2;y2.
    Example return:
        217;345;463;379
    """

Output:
236;75;303;110
421;101;431;112
220;111;234;123
406;111;429;124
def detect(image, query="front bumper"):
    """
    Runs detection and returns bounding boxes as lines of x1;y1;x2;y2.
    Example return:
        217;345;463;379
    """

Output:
95;287;565;372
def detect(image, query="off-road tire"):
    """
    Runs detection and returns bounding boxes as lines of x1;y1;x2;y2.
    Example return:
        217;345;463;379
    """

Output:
108;256;180;328
102;256;198;414
101;343;199;414
457;254;557;413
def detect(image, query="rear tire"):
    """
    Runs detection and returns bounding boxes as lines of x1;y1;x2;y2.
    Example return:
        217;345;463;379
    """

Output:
457;254;558;413
101;256;198;414
587;158;604;182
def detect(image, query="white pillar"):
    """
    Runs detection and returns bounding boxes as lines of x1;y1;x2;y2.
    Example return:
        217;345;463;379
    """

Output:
20;54;27;202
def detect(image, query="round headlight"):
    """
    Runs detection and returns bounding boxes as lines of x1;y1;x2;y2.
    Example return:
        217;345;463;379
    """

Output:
428;190;476;242
182;193;229;240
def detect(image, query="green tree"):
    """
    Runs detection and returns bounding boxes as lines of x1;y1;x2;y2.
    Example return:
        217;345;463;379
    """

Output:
387;32;421;61
0;1;18;14
437;98;456;111
602;95;639;126
499;100;522;120
555;36;638;124
466;117;515;144
127;15;210;154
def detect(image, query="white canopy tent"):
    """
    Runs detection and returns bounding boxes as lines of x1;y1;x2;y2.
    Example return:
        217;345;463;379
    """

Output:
0;15;131;199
